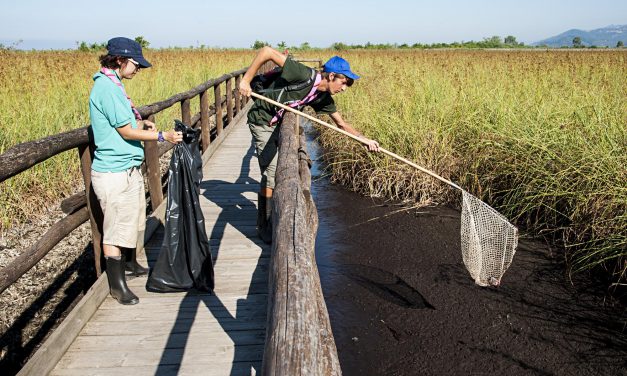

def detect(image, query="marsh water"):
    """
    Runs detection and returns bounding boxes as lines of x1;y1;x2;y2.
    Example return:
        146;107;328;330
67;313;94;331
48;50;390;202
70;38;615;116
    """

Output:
305;125;626;376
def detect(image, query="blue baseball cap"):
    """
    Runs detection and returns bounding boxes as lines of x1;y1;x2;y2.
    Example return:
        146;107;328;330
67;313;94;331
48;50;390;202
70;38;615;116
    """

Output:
322;56;360;80
106;37;152;68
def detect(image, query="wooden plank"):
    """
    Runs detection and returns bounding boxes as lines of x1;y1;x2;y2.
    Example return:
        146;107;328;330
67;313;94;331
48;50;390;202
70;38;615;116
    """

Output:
51;362;261;376
201;102;252;166
68;330;266;351
16;272;110;376
55;345;264;368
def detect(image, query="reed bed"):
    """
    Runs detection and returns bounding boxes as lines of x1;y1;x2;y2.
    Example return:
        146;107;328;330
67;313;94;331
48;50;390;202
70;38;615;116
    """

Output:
1;49;625;284
317;50;626;285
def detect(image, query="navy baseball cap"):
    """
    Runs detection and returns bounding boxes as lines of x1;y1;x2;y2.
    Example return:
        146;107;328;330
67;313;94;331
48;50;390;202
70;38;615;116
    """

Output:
322;56;359;80
106;37;152;68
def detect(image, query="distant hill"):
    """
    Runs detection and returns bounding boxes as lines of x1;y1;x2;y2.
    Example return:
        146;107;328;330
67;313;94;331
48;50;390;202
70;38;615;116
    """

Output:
533;24;626;47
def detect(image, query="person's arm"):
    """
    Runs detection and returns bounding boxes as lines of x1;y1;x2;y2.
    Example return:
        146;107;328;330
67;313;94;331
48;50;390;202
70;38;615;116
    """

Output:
116;123;182;144
329;112;380;152
238;46;288;97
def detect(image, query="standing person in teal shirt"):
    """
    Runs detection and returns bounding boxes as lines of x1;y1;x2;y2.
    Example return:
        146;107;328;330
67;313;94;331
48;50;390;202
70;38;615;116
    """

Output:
89;37;182;305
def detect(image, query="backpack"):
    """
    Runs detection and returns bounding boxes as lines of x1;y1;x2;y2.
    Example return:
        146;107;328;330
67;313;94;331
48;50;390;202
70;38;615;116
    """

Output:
251;66;317;103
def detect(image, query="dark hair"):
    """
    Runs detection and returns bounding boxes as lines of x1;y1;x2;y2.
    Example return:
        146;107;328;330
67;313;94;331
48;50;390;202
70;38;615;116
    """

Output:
99;54;129;69
321;71;354;87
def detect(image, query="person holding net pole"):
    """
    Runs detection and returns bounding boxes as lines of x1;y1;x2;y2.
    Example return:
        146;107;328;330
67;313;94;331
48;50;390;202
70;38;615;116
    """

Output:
241;56;519;287
239;46;381;243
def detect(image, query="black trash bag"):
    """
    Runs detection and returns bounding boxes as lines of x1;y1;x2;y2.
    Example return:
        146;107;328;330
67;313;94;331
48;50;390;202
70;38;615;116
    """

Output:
146;120;214;293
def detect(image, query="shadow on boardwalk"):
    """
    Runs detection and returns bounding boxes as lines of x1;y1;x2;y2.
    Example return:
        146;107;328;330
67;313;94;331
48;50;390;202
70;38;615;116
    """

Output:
150;142;269;376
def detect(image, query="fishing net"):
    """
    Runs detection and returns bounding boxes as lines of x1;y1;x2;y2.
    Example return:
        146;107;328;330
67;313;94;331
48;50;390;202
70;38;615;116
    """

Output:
460;190;518;286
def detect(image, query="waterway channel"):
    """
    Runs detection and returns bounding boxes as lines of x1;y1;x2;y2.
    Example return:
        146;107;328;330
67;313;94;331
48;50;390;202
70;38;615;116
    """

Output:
304;124;626;376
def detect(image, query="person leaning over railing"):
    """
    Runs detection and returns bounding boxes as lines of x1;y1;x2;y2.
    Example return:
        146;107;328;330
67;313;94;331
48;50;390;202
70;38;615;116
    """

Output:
238;46;381;244
89;37;183;305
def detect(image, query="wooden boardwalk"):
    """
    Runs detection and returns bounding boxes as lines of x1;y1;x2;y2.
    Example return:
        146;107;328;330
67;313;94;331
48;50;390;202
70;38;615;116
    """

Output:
51;120;269;376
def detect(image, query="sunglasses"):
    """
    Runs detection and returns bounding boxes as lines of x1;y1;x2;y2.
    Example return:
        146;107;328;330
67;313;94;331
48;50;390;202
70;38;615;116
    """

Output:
127;58;141;71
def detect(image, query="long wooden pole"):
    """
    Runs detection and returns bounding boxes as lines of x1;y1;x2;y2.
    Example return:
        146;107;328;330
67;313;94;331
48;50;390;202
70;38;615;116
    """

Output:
250;92;462;191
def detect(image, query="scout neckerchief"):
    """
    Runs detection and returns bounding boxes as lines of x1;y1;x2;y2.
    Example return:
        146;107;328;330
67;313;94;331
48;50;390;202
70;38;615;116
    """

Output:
269;72;322;126
100;68;142;121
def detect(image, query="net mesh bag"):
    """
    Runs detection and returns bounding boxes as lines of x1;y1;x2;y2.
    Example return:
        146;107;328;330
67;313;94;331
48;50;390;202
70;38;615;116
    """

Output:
460;190;518;286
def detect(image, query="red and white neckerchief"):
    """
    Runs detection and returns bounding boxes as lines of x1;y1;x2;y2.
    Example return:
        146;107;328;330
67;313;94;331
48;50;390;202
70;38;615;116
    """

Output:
100;68;142;121
269;73;322;126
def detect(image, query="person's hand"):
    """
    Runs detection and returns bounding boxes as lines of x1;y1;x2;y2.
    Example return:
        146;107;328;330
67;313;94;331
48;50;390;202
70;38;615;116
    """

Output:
363;138;381;152
239;79;252;98
141;120;157;131
164;130;183;144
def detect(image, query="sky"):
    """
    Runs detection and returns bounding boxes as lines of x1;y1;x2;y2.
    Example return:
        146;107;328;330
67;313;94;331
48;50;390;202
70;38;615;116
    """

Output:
1;0;626;49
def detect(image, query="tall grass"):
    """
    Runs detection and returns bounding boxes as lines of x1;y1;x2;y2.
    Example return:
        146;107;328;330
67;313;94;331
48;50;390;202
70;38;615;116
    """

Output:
317;50;626;284
1;49;625;284
0;49;254;231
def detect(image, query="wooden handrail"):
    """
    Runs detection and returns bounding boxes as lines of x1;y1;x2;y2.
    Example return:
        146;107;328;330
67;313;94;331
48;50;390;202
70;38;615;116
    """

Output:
263;112;341;375
0;68;247;184
0;66;250;283
0;207;89;294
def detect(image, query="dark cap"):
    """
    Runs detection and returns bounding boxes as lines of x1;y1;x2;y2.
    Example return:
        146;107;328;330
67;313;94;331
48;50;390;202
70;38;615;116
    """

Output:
106;37;152;68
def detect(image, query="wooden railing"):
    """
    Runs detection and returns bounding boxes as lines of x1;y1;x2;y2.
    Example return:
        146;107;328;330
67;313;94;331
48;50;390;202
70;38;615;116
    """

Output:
2;59;341;375
0;65;255;293
263;111;341;375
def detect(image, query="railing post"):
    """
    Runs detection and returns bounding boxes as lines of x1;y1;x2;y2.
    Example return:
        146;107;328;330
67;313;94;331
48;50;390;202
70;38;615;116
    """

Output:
226;77;234;125
200;89;210;152
144;114;163;209
78;140;104;276
181;98;191;126
214;84;223;136
235;75;242;114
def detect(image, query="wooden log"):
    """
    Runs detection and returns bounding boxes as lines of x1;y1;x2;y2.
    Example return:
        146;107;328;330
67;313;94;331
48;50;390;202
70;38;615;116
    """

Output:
181;98;192;126
0;207;89;294
144;114;163;210
0;67;248;183
0;127;88;183
214;84;223;136
263;112;341;375
226;77;234;124
235;75;242;113
60;192;86;214
200;89;210;152
78;142;105;276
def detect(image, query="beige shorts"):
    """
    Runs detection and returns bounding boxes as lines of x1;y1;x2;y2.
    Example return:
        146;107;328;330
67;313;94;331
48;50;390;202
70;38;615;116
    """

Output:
91;167;146;249
249;122;280;189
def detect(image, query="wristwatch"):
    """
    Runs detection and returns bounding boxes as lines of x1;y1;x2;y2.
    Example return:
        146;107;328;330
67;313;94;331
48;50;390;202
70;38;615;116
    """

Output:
157;131;165;142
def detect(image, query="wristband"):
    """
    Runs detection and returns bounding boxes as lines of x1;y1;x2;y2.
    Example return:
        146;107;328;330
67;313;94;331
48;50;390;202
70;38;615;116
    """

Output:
157;131;165;142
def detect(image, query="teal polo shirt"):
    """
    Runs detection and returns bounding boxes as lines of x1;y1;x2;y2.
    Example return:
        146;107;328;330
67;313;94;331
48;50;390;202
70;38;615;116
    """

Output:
89;71;144;172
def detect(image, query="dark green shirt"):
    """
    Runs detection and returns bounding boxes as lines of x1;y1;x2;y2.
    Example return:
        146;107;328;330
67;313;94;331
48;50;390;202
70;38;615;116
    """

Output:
247;57;337;126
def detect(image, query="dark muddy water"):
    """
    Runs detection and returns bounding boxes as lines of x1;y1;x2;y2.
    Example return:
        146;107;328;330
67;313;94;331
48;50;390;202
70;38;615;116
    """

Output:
305;126;626;376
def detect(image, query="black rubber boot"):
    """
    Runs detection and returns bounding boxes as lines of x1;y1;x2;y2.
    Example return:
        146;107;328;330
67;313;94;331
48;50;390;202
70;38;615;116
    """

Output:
124;248;149;277
257;194;273;244
106;256;139;305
